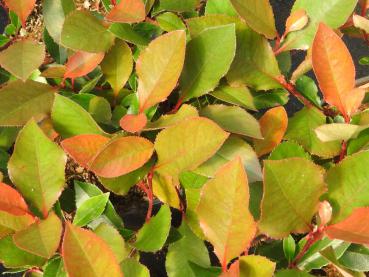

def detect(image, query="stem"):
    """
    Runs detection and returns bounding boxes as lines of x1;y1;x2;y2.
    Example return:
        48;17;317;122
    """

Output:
170;96;184;114
338;141;347;163
146;170;154;223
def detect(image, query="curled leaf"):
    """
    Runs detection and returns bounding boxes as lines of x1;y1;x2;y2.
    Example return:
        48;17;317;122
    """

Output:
285;9;308;35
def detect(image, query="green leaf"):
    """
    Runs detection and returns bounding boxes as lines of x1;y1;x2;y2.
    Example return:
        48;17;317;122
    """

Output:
283;235;296;262
269;141;310;160
43;0;75;44
282;0;357;50
166;222;210;277
134;204;171;252
0;127;19;150
0;236;46;268
61;10;115;53
315;123;366;142
158;0;199;12
253;89;289;109
205;0;237;16
239;255;276;277
13;213;62;259
51;94;107;138
259;158;326;238
73;193;109;227
186;14;240;37
348;128;369;154
227;22;281;90
44;257;67;277
8;120;67;217
121;259;150;277
275;269;314;277
326;151;369;223
339;244;369;272
200;105;262;138
43;29;68;64
109;23;150;46
295;76;321;107
88;96;112;124
101;40;133;95
197;159;256;269
230;0;277;38
0;39;45;81
211;85;256;111
195;135;263;183
285;107;341;158
155;117;229;179
156;12;186;32
180;24;236;101
0;80;55;127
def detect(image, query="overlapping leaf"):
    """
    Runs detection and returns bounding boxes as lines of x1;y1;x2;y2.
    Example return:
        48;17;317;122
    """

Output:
4;0;36;26
64;51;105;80
106;0;146;23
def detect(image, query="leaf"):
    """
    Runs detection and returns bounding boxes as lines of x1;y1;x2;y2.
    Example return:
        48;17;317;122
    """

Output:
64;51;105;80
211;85;256;111
156;12;186;32
282;0;357;50
195;135;263;184
180;24;236;101
275;269;314;277
109;23;150;46
62;222;122;277
73;193;109;227
158;0;199;12
259;158;326;238
43;0;75;44
101;40;133;95
227;22;281;90
295;76;321;107
197;159;256;269
229;0;277;38
312;23;364;119
120;113;147;133
315;123;366;142
269;141;310;161
0;211;35;238
4;0;36;26
8;119;67;217
239;255;276;277
285;9;309;35
186;14;240;37
339;244;369;272
62;134;154;178
283;235;296;262
152;173;180;209
94;223;128;263
61;10;115;53
166;222;210;277
200;105;262;138
13;212;62;258
353;14;369;34
52;94;107;138
134;204;171;252
106;0;146;23
44;257;68;277
253;106;288;157
205;0;237;16
121;259;150;277
137;30;186;111
0;182;32;216
326;151;369;223
0;236;46;268
154;117;229;179
0;39;45;81
285;107;341;158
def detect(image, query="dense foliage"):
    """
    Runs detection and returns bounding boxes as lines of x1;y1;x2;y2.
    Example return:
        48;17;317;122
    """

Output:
1;0;369;276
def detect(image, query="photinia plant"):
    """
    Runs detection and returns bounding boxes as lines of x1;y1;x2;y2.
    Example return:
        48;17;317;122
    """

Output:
1;0;369;276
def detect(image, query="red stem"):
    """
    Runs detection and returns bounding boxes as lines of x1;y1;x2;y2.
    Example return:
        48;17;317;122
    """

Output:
277;77;316;108
170;96;184;114
146;170;154;223
111;0;117;5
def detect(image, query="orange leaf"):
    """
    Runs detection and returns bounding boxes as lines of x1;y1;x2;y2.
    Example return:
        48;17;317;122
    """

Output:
62;134;154;178
0;182;31;216
326;207;369;244
312;23;363;120
120;113;147;133
285;9;308;34
4;0;36;26
253;106;288;157
105;0;146;23
62;222;122;277
64;51;105;80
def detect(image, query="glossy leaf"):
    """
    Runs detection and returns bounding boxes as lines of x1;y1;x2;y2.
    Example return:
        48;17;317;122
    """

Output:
101;40;133;95
73;193;109;227
239;255;276;277
229;0;277;38
0;210;35;238
205;0;237;16
62;222;122;277
152;173;180;209
106;0;146;23
156;12;186;32
269;141;310;161
253;106;288;157
121;259;150;277
338;244;369;272
180;24;236;101
0;39;45;81
312;23;364;119
8;119;67;217
61;10;115;53
62;134;154;178
44;257;68;277
120;113;147;133
0;182;31;216
4;0;36;26
259;158;326;238
155;117;229;178
200;105;262;139
13;212;62;258
158;0;199;12
211;85;256;111
285;9;308;35
137;30;186;111
315;123;366;142
134;204;171;252
197;159;256;269
64;51;105;80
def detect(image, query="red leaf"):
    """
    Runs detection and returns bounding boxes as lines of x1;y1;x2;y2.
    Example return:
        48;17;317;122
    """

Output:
326;207;369;244
105;0;146;23
120;113;147;133
64;52;105;80
312;23;364;120
4;0;36;26
0;182;31;216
